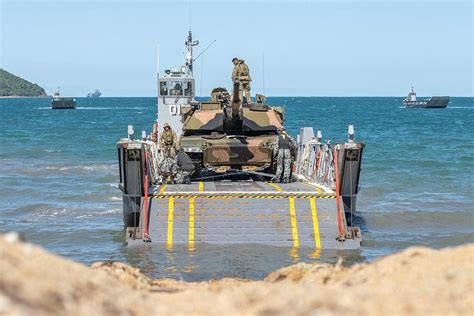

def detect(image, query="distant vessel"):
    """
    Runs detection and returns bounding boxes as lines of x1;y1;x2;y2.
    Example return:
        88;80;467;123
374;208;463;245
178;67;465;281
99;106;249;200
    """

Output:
51;87;76;109
87;89;102;98
403;87;449;108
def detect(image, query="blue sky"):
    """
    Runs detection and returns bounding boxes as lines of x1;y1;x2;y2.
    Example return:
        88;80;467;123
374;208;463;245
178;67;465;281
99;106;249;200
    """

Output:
1;0;472;96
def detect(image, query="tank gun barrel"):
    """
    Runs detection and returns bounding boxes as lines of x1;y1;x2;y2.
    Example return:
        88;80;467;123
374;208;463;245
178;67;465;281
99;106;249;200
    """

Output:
231;81;242;120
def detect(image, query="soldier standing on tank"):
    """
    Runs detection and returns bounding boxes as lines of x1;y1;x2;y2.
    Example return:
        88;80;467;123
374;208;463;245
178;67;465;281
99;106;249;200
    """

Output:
173;148;195;184
232;58;252;104
274;128;295;183
159;123;178;158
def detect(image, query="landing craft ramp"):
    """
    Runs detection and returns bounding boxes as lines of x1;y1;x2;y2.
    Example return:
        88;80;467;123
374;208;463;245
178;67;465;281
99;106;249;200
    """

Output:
127;180;360;250
120;126;364;250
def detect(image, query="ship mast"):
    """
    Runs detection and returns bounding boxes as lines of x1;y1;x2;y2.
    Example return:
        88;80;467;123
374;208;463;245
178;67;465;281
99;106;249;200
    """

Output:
185;31;199;76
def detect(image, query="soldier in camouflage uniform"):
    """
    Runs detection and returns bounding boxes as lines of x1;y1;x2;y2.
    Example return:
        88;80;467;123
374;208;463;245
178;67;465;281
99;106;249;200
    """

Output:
159;122;178;158
231;58;252;104
273;128;294;183
173;148;195;184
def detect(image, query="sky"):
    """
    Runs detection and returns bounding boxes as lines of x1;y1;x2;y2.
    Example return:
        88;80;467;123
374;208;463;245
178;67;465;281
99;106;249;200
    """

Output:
1;0;472;97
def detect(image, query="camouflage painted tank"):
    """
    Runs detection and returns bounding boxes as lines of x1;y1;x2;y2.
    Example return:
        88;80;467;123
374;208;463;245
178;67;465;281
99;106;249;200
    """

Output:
179;83;284;175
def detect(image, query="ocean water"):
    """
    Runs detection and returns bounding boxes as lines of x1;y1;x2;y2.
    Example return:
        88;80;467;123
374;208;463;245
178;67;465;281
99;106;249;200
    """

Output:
0;97;473;281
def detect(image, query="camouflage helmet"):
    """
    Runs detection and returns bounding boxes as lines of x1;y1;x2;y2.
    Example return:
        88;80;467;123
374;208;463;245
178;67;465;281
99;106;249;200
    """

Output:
163;122;170;128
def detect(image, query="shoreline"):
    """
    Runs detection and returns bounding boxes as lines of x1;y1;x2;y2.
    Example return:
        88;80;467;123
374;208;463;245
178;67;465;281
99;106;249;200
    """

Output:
1;233;472;315
1;96;473;99
0;95;50;99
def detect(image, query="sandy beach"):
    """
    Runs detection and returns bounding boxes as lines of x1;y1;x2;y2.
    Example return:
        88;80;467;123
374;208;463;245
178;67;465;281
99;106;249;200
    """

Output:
0;233;472;316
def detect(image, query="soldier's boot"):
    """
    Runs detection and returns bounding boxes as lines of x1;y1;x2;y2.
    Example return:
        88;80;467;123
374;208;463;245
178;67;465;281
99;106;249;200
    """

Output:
282;149;292;183
274;150;285;182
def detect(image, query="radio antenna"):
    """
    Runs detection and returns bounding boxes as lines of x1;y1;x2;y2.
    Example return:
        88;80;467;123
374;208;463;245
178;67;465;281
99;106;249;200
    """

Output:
200;55;204;97
193;40;216;62
188;1;192;30
156;44;160;76
262;52;266;95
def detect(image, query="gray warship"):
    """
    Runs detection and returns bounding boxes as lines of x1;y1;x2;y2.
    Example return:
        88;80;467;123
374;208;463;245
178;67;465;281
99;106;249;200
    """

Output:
117;31;365;250
403;87;449;108
51;87;76;109
87;89;102;98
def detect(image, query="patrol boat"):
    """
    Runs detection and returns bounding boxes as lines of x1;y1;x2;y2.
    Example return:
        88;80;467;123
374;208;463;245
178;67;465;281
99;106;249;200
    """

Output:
117;31;365;250
51;87;76;109
403;87;449;108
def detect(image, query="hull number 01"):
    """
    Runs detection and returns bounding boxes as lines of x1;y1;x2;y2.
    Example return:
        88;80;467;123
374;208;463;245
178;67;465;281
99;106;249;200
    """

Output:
169;104;181;115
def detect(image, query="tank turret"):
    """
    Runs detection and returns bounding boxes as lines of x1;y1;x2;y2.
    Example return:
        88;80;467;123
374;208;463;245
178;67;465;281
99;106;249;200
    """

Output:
179;86;285;176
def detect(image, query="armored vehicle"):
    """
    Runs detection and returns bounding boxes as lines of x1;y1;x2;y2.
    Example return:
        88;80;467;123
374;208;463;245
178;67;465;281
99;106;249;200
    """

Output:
117;32;365;250
179;85;285;177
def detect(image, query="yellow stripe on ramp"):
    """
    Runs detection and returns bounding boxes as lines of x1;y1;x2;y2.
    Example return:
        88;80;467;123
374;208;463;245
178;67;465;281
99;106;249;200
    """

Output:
267;182;282;192
188;198;195;251
198;181;204;192
160;184;168;194
310;197;321;249
302;182;322;193
288;197;300;248
167;197;174;249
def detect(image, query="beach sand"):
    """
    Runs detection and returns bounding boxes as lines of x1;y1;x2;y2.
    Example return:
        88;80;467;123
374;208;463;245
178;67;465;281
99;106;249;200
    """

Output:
0;233;472;315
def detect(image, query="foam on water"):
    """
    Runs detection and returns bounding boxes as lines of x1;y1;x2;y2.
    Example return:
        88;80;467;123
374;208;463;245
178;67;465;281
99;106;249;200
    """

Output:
0;96;473;280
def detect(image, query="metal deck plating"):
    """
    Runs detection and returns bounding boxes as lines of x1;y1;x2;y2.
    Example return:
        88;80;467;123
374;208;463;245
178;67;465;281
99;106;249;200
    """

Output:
126;181;361;250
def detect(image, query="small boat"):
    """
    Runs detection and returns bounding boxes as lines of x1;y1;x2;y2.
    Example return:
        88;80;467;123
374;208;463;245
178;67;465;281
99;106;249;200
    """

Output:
403;87;449;108
51;88;76;109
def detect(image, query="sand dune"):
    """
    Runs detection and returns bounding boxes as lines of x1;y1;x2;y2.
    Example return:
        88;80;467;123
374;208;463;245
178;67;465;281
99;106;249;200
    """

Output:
0;233;472;315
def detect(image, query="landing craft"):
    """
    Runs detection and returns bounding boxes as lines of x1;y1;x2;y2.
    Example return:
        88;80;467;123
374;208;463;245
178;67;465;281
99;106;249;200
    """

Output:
403;87;449;108
51;87;76;109
117;31;365;250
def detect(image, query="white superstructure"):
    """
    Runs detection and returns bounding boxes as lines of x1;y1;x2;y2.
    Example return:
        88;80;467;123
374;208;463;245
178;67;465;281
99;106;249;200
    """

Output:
156;31;199;136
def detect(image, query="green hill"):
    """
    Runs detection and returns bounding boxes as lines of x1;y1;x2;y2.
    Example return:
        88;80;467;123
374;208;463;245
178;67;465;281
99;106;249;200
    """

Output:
0;69;47;97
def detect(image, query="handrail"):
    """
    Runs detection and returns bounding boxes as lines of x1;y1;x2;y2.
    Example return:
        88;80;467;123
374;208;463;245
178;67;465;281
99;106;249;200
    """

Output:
143;150;150;241
333;147;344;239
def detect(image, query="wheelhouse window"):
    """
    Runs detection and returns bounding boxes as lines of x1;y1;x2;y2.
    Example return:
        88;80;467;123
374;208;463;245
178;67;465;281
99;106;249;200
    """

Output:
159;80;193;97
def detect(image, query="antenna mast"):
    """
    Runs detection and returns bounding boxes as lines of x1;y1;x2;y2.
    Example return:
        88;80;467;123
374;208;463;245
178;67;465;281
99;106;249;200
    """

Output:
185;31;199;75
262;53;266;95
